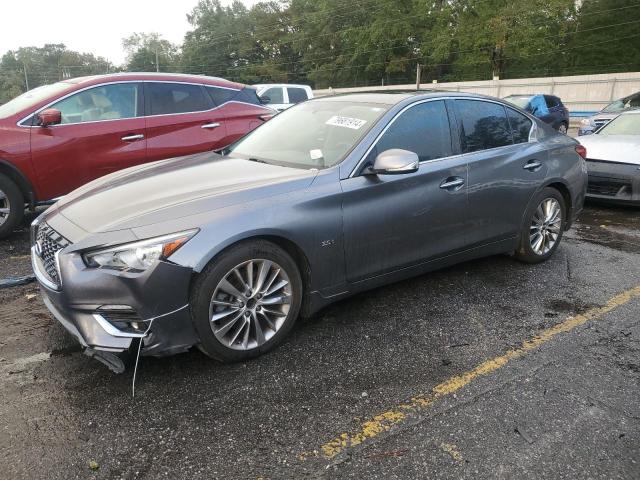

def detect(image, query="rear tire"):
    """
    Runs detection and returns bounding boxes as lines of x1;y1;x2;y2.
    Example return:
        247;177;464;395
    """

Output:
515;187;566;264
190;240;303;363
0;174;24;239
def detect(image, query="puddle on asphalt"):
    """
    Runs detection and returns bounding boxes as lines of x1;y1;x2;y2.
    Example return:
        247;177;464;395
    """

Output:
574;204;640;254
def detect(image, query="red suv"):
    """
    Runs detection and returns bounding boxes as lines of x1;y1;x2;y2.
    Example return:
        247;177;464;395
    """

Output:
0;73;275;238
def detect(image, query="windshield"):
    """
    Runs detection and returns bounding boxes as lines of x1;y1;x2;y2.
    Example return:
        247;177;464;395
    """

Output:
0;82;72;119
602;93;640;113
504;96;531;109
228;100;388;169
597;114;640;135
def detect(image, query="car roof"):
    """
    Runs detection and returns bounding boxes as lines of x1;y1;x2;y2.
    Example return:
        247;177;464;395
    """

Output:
60;72;245;90
255;83;311;89
314;90;510;106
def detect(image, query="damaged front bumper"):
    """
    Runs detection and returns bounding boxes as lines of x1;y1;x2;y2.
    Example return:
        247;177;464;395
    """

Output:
586;160;640;206
32;235;200;372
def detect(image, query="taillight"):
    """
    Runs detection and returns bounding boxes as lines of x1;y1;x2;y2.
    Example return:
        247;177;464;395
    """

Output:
575;145;587;159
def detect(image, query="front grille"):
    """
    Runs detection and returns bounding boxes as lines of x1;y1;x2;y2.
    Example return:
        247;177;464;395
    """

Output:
587;176;632;197
35;223;70;286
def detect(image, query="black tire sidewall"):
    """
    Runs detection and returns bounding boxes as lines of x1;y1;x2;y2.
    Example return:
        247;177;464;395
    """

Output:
516;187;566;263
0;174;24;238
190;240;303;363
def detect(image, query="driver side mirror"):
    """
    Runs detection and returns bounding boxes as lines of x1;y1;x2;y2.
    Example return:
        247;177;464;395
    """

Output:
365;149;419;175
36;108;62;127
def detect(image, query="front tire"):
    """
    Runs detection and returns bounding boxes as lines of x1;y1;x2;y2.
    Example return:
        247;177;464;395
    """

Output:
190;240;303;363
0;174;24;239
515;187;566;264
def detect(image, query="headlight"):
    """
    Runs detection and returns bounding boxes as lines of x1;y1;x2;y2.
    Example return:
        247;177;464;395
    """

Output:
83;230;198;271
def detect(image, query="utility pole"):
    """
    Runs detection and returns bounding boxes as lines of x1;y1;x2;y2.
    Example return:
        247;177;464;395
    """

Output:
415;64;421;90
23;64;29;90
155;48;160;72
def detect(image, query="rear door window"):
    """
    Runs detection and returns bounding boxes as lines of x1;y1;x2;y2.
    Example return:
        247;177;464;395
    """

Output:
287;87;308;104
260;87;284;104
455;100;513;153
147;82;211;115
368;100;452;163
506;108;533;144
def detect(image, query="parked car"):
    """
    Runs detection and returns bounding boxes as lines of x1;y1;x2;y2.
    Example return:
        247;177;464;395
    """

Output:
503;94;570;134
578;91;640;136
32;92;587;372
255;84;313;111
0;72;276;238
578;110;640;206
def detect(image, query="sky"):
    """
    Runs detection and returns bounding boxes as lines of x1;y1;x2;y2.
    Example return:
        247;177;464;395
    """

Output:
0;0;261;66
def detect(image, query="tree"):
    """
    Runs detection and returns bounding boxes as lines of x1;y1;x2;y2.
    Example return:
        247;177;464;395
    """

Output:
122;33;181;72
0;44;114;104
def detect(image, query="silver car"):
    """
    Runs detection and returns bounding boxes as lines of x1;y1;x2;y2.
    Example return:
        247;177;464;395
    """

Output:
578;110;640;205
578;91;640;136
31;92;587;372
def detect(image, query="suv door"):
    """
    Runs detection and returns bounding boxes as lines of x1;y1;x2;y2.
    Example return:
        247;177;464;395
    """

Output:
286;87;309;104
341;100;468;282
260;87;287;111
456;99;548;247
144;81;227;162
29;82;145;199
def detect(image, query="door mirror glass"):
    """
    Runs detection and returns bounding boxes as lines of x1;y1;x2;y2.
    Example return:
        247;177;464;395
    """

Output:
367;149;419;175
36;108;62;127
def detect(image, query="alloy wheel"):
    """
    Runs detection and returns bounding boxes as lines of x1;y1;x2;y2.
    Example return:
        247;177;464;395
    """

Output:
0;189;10;227
529;198;562;255
209;259;292;350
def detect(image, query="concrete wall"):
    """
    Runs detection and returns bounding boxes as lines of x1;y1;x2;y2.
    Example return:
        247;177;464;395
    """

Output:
314;72;640;117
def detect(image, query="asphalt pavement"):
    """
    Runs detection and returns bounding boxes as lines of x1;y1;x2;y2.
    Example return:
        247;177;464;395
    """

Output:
0;203;638;479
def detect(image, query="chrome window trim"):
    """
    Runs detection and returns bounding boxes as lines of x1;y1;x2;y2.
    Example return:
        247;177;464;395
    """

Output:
348;96;536;178
16;80;269;128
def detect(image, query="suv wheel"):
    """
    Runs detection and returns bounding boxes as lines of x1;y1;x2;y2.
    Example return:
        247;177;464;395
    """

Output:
0;174;24;239
191;240;303;362
515;187;566;264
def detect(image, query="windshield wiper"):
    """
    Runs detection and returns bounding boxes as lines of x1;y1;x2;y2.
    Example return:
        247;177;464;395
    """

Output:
248;158;268;164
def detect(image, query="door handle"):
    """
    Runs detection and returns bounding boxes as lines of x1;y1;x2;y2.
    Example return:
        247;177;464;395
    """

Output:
523;160;542;171
201;122;221;129
439;177;465;190
121;134;144;142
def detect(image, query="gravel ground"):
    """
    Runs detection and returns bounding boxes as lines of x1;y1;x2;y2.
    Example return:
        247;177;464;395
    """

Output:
0;203;638;480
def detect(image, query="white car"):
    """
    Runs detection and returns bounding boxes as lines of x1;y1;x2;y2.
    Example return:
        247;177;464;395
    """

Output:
578;110;640;206
254;84;313;111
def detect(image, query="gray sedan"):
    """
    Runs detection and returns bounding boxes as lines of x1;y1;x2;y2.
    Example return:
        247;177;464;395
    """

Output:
31;92;587;372
579;110;640;205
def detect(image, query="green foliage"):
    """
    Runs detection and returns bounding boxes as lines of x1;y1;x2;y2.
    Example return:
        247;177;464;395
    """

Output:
2;0;639;103
122;33;181;72
0;44;114;104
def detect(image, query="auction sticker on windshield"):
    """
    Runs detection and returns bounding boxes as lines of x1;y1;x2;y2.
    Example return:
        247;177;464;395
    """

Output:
326;116;367;129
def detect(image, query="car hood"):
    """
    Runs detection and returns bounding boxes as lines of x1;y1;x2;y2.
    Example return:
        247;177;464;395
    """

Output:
578;135;640;165
53;152;317;233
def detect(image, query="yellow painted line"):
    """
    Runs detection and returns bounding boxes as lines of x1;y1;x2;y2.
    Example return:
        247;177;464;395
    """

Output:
314;285;640;460
440;442;463;462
